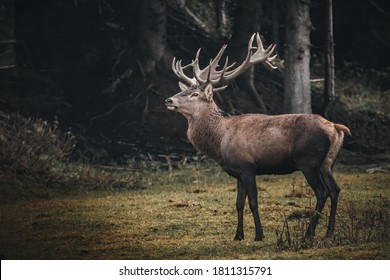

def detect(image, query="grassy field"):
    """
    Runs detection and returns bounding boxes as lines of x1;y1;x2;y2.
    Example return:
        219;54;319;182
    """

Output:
0;159;389;260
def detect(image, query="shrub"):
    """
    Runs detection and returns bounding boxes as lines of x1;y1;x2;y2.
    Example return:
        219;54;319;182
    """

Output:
275;213;312;251
336;196;390;243
0;113;75;181
275;196;390;251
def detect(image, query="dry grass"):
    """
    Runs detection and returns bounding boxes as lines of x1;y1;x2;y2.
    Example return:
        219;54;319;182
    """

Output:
0;160;389;260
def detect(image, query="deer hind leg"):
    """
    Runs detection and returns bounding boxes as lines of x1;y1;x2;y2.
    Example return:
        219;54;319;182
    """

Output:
302;170;330;238
320;129;344;236
320;169;340;236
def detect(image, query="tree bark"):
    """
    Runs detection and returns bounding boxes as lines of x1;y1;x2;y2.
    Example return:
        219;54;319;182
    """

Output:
283;0;312;114
137;0;172;78
321;0;335;116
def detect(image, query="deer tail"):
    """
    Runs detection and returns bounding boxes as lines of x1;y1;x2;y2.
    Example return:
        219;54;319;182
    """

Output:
334;123;352;137
321;123;350;171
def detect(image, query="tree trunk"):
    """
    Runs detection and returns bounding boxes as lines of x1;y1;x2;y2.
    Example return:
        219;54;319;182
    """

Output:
229;0;267;113
321;0;335;116
137;0;172;78
0;0;15;69
283;0;312;114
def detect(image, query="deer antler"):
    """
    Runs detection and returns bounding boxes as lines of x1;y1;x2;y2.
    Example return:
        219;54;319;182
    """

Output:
171;58;197;87
172;33;277;89
222;33;277;80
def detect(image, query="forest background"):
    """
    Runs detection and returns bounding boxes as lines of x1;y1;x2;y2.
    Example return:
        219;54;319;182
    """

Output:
0;0;389;164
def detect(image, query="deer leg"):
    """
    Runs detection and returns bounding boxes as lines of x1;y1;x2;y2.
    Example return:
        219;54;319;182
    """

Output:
234;179;247;241
302;171;329;238
320;169;340;236
240;173;264;241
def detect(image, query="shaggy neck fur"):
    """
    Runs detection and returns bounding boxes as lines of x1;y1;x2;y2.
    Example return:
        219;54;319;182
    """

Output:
186;102;225;163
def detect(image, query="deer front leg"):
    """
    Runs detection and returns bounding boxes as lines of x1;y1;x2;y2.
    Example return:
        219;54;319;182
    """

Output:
234;179;247;241
248;182;264;241
239;173;264;241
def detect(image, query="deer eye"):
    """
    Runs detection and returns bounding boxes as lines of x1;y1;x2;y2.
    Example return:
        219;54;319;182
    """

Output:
190;92;199;98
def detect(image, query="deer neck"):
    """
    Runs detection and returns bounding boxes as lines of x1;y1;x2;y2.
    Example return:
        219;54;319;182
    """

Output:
187;102;225;163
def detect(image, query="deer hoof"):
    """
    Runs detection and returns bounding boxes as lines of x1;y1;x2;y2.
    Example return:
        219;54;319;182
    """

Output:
254;233;265;241
234;235;244;241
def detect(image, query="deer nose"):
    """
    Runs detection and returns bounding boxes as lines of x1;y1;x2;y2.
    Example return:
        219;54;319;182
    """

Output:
165;98;173;106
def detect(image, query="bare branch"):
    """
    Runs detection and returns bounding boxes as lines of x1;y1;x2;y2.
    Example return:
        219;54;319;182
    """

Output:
176;0;210;33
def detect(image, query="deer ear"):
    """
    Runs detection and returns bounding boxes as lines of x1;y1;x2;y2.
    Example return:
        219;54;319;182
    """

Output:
178;82;189;91
204;83;214;102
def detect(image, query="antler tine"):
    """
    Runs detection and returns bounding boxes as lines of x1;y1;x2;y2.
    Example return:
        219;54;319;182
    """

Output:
222;33;257;80
210;44;228;71
213;85;228;92
172;57;196;86
210;56;230;84
193;44;228;85
207;56;238;85
264;50;278;70
225;61;236;70
250;33;277;67
193;49;204;83
205;59;212;85
265;60;278;70
254;32;264;52
268;52;277;62
222;33;277;80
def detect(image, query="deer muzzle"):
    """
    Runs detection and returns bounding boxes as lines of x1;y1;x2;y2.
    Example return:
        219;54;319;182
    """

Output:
165;98;178;111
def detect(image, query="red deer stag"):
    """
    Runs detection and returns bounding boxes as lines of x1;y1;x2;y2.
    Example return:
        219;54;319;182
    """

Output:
165;33;351;241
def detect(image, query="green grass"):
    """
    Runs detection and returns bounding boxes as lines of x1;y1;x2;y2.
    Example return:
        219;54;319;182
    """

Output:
0;160;389;259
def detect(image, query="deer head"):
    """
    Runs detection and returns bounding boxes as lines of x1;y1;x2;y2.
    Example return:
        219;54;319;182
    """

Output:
165;33;277;117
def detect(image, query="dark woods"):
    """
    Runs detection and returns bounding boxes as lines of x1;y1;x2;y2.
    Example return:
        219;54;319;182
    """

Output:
0;0;389;162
